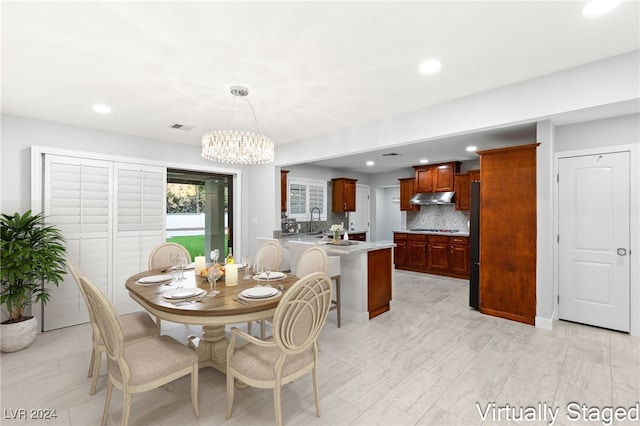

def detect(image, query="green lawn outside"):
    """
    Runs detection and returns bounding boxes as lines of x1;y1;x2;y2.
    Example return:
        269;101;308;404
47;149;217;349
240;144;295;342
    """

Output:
166;235;228;261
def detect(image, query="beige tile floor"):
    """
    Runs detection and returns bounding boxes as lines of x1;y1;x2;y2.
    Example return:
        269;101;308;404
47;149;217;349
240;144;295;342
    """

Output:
1;270;639;425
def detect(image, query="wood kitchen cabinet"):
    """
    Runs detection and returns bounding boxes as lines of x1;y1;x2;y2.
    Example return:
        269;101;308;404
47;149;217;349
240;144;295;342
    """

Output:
413;162;460;193
454;172;470;210
368;248;392;319
348;232;366;241
398;178;419;211
280;170;289;212
331;178;357;212
479;144;538;326
469;169;481;183
449;237;469;276
393;232;407;267
427;235;449;272
407;234;428;268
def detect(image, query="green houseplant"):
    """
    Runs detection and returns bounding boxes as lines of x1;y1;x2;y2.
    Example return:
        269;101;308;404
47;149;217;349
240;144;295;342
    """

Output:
1;210;66;352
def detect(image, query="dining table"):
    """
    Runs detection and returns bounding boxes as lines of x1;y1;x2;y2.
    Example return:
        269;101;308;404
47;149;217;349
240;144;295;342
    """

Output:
125;266;298;374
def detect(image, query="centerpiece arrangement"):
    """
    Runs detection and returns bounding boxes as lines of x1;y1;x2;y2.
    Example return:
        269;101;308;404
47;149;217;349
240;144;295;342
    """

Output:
330;224;344;242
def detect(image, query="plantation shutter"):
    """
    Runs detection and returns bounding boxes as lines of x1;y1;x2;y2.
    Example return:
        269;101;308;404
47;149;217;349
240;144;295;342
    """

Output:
113;163;166;314
43;155;113;330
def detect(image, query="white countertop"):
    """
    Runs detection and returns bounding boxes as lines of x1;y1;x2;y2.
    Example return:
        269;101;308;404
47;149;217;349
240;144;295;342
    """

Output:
278;234;395;255
394;230;470;237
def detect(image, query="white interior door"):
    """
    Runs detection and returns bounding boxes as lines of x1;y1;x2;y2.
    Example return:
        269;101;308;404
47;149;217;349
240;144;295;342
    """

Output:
349;184;370;237
558;151;630;332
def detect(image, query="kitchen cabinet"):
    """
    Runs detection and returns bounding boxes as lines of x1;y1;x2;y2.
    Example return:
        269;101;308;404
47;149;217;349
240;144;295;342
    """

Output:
393;232;469;279
398;178;419;211
454;172;470;211
367;248;393;319
280;170;289;212
331;178;357;212
413;162;460;193
479;144;538;326
348;232;366;241
427;235;449;272
393;233;407;267
469;169;481;183
449;237;469;276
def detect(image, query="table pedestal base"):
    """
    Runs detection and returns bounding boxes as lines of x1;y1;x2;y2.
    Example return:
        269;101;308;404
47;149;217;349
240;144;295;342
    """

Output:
188;324;228;372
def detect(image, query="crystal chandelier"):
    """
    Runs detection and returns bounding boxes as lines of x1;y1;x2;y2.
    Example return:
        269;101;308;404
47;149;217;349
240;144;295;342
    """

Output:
202;86;274;164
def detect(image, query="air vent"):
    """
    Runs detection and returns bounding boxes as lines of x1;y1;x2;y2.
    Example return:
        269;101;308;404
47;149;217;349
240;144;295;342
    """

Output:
169;123;194;131
382;152;400;157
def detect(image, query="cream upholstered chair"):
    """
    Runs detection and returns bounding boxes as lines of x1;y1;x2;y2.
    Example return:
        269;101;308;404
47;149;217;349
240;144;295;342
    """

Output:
226;272;333;426
78;273;199;426
66;261;158;396
148;242;191;270
289;241;341;328
249;241;284;337
295;246;328;277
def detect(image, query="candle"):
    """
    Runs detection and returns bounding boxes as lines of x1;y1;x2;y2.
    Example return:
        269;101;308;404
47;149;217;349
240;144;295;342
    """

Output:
194;256;206;276
225;264;238;286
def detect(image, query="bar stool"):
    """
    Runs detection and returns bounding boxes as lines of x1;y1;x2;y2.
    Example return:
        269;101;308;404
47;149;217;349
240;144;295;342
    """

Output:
327;255;341;327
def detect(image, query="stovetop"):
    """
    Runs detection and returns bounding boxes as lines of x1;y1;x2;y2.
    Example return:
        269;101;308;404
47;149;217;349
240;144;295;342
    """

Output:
410;228;460;233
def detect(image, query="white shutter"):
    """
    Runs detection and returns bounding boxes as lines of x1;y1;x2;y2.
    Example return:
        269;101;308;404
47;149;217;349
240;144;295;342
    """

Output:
113;163;166;313
43;155;113;330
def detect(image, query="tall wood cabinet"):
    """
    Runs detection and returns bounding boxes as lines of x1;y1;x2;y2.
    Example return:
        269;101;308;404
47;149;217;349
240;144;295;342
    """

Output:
478;144;538;326
398;178;419;211
332;178;357;212
280;170;289;212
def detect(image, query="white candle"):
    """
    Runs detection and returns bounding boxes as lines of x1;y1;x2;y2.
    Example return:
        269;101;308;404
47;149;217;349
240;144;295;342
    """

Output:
194;256;206;276
225;264;238;286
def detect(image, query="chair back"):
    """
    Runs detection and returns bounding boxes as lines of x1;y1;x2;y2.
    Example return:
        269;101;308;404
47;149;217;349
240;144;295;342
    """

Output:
272;272;332;355
67;260;101;337
255;241;282;271
148;242;191;270
78;274;126;373
295;246;328;277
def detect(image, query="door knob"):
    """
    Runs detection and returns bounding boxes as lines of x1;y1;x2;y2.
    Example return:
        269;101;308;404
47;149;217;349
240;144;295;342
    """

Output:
617;248;627;256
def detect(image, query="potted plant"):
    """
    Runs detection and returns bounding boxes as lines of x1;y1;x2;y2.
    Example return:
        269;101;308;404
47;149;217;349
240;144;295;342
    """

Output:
1;210;66;352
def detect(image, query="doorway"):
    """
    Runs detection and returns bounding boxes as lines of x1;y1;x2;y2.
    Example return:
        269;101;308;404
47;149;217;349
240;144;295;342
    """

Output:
166;169;233;262
557;151;630;332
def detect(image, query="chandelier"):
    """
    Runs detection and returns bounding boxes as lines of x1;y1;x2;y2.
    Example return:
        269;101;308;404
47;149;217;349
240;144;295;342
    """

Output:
202;86;274;164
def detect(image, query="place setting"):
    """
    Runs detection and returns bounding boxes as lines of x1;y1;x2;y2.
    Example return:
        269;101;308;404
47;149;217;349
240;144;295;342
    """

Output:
237;285;282;302
162;287;206;305
134;274;175;286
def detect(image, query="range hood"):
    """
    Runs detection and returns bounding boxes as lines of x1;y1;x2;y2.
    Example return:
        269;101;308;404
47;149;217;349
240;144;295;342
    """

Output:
409;191;455;205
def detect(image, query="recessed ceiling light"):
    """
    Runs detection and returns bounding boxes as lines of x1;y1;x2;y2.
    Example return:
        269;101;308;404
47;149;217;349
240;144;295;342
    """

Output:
92;104;111;114
419;59;442;75
466;146;477;152
419;159;429;164
366;161;375;166
582;0;621;16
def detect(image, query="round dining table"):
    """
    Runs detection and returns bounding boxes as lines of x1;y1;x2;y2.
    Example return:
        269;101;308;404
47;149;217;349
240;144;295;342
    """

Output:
125;267;298;374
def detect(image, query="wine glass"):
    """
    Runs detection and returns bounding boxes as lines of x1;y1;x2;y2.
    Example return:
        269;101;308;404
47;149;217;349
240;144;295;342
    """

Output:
242;255;252;279
210;249;220;264
253;262;263;282
169;253;178;271
264;262;272;286
176;253;188;281
207;265;221;297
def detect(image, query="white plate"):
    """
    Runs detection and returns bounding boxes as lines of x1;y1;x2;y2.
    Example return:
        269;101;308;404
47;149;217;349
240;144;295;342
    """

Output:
241;287;279;299
254;271;286;280
163;288;205;299
137;275;174;285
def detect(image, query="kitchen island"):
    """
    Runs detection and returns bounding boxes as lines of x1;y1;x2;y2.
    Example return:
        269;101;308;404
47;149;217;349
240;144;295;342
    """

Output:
277;235;395;324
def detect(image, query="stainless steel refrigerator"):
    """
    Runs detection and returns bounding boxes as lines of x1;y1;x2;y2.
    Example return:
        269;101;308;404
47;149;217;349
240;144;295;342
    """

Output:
469;181;480;309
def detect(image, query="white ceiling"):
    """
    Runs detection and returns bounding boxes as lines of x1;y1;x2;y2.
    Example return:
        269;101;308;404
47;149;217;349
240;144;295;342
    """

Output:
2;1;639;173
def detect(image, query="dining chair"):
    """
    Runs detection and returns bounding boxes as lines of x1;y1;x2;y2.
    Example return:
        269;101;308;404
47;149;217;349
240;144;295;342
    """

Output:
66;260;158;396
78;273;199;426
226;272;333;426
249;240;283;337
295;246;328;277
147;242;191;270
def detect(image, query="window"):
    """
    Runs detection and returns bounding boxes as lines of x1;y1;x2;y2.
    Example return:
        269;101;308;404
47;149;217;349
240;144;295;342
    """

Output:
288;178;327;221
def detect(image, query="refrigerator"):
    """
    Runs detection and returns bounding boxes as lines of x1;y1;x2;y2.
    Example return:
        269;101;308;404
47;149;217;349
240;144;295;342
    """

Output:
469;181;480;309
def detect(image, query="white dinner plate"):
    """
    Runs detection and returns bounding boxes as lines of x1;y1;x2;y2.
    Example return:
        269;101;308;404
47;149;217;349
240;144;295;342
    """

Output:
162;288;205;299
240;287;279;299
137;275;174;285
254;271;286;280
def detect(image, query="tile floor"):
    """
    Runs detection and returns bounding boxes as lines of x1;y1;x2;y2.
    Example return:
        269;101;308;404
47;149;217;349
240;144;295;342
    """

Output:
1;270;639;425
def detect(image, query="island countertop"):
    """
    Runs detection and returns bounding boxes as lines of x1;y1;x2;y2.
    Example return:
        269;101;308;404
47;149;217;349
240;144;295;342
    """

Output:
277;234;395;255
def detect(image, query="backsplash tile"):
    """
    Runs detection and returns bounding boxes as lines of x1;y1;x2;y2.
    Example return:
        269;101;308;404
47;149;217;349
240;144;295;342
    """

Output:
407;205;469;232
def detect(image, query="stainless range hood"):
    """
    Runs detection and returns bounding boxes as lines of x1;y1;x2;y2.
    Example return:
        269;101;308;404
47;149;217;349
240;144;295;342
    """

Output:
409;191;455;205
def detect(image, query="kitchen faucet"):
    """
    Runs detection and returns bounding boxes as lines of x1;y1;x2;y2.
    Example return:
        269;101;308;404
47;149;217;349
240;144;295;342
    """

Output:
310;207;321;233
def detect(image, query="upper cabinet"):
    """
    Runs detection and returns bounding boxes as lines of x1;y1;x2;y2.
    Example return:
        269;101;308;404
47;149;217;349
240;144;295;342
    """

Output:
280;170;289;212
413;161;460;193
332;178;357;212
398;178;419;211
454;168;480;211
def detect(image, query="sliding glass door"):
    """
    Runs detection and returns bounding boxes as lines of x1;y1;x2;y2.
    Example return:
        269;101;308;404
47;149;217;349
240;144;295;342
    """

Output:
166;169;233;262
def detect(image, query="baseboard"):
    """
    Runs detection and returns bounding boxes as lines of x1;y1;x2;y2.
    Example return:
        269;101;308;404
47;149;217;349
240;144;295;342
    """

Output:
535;316;554;330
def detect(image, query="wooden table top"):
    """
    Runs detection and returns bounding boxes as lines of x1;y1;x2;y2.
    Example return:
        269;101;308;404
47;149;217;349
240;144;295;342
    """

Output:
125;268;299;319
